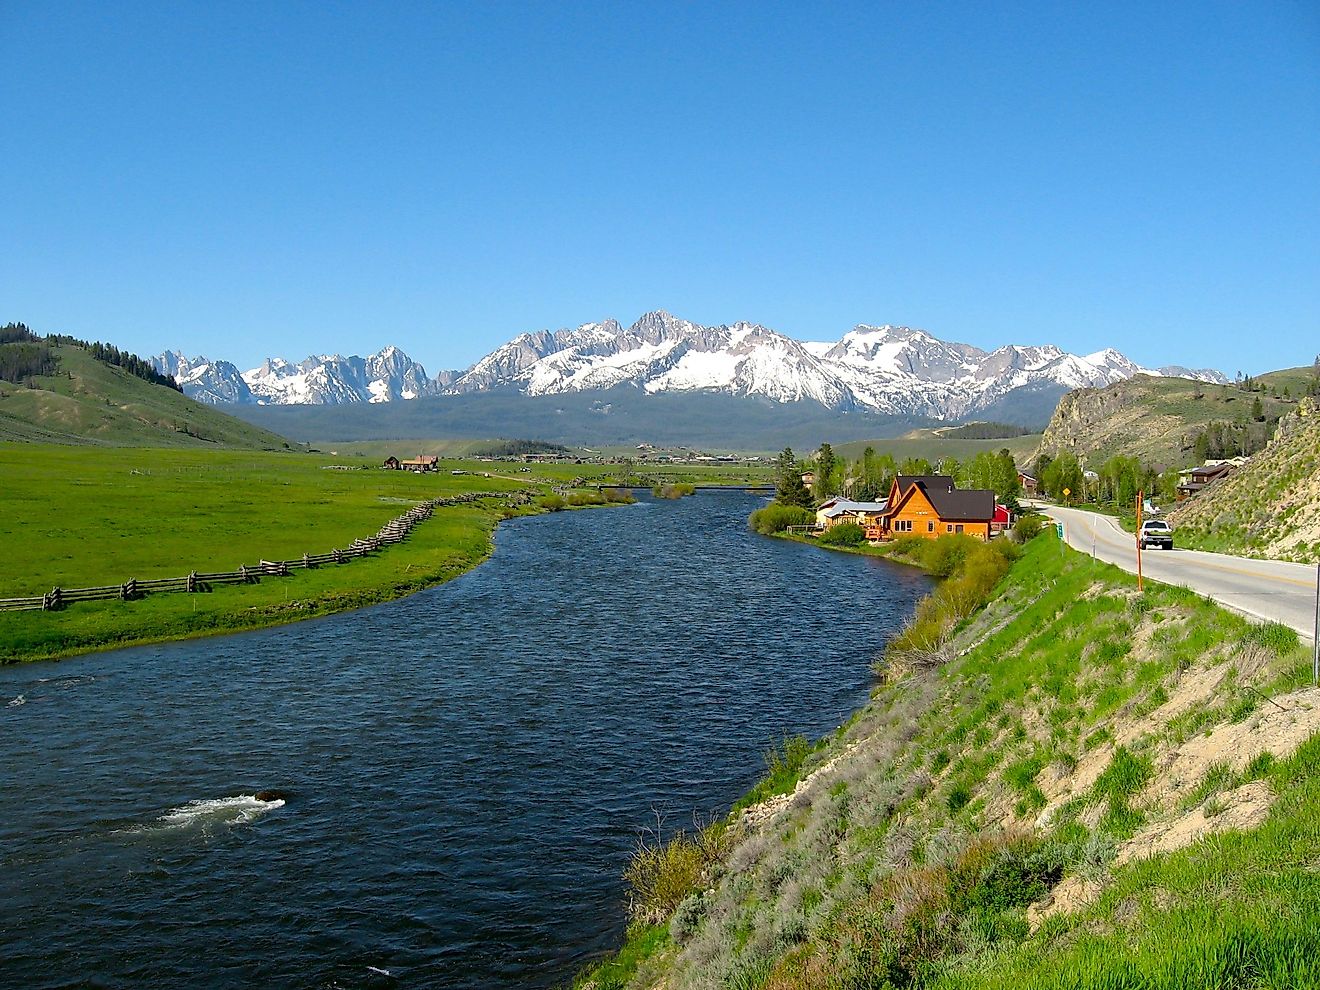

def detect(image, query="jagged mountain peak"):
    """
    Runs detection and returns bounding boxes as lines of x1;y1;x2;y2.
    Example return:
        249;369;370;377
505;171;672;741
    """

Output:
153;344;439;405
156;315;1222;420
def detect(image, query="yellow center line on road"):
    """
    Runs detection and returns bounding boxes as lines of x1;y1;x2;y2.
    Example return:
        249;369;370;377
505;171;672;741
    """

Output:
1054;509;1319;590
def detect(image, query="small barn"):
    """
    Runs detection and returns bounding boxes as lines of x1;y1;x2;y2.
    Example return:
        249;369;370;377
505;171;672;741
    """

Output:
383;456;401;470
401;455;439;473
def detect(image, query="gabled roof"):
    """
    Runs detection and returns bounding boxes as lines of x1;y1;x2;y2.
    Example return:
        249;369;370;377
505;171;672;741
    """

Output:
884;478;996;522
924;484;996;522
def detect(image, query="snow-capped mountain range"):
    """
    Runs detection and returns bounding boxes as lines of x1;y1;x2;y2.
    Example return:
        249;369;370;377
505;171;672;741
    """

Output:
153;312;1225;421
153;346;444;406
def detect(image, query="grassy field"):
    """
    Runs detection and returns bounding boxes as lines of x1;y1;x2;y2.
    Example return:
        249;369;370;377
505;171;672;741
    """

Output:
0;343;290;448
578;531;1320;989
834;428;1042;465
314;442;777;487
0;445;775;663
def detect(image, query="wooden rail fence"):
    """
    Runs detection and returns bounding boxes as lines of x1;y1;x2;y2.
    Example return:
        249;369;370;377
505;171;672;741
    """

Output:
0;491;530;613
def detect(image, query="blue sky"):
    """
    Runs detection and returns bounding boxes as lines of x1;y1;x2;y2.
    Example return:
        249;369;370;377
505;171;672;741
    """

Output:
3;1;1317;376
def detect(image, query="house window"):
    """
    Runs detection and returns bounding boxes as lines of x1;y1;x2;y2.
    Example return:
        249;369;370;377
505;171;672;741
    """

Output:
927;521;935;533
946;524;953;532
895;519;912;533
955;524;964;534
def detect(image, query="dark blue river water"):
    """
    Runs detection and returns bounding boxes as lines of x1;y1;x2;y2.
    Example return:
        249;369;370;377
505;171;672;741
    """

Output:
0;491;930;989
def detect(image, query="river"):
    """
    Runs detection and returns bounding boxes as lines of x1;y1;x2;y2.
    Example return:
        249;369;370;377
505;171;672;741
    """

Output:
0;491;931;988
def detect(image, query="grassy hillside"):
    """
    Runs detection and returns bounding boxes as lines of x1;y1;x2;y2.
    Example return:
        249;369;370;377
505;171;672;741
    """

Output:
1169;399;1320;562
0;341;289;448
1039;374;1297;468
835;428;1042;465
1258;362;1320;400
579;533;1319;989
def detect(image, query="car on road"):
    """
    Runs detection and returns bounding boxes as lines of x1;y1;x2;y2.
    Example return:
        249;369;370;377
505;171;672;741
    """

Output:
1139;519;1174;550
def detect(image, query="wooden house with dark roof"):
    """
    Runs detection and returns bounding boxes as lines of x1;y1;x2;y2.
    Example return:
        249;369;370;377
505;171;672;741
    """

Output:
879;475;997;540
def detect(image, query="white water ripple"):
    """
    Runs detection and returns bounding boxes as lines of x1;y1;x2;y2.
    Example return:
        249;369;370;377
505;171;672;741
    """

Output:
119;795;285;834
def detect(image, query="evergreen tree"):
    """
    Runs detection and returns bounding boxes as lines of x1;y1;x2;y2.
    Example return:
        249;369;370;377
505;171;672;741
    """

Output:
813;443;837;500
774;448;814;508
777;471;814;509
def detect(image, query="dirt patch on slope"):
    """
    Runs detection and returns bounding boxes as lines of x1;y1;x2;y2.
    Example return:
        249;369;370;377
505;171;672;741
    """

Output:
1116;780;1274;866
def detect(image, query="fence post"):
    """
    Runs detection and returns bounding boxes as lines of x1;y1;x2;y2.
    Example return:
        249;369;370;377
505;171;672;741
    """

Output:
187;571;197;593
43;587;62;611
303;553;311;569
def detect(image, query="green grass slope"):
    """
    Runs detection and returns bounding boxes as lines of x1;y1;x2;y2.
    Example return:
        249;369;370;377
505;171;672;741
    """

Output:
582;533;1320;990
0;342;289;448
1169;399;1320;562
1039;374;1297;468
1258;362;1320;400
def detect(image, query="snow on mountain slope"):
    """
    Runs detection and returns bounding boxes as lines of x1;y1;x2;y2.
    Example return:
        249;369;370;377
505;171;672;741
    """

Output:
150;351;255;404
156;313;1222;419
444;312;1193;420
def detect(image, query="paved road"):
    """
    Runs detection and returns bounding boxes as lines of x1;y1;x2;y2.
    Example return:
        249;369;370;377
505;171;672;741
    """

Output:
1036;503;1319;640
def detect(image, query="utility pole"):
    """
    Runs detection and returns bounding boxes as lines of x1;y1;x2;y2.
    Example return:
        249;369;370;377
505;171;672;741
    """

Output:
1136;489;1144;594
1313;562;1318;688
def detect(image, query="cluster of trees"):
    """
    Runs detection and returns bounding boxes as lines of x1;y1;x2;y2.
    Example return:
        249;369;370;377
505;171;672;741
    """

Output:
0;323;59;384
1033;451;1179;508
938;421;1034;440
470;439;569;457
0;322;39;344
1189;419;1274;461
773;443;1024;509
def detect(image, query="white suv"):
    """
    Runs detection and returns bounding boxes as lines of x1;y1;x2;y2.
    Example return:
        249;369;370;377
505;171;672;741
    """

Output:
1139;519;1174;550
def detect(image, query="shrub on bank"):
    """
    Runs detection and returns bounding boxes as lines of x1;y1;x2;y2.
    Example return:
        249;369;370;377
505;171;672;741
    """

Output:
624;819;731;925
567;491;607;506
538;494;567;511
653;482;696;499
601;487;636;504
1011;513;1046;543
748;503;815;535
819;522;866;547
879;536;1017;677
